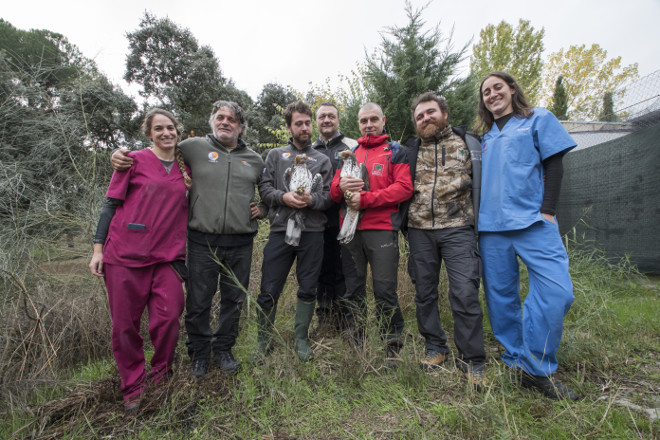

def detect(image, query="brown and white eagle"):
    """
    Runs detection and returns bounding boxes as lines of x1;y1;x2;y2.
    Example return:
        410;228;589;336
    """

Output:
336;150;369;244
283;154;323;246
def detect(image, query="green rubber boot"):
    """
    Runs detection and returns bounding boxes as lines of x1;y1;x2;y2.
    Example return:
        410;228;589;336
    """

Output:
252;305;277;363
294;299;315;362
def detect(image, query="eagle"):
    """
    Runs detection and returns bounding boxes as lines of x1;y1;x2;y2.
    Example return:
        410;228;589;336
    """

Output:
336;150;369;244
283;154;323;246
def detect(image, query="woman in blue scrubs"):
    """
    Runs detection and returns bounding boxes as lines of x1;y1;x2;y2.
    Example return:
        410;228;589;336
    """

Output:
476;71;578;400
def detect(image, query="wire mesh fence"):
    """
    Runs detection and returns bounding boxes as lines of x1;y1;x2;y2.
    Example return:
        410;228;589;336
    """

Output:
563;70;660;150
557;71;660;273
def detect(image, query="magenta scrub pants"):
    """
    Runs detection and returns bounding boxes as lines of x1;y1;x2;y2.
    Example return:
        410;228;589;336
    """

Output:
479;219;574;377
104;263;185;401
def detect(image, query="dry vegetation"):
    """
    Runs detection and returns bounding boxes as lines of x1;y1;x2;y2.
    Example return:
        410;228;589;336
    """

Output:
0;227;658;439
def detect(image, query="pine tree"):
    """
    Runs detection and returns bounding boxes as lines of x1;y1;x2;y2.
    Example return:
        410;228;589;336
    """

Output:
363;1;468;142
599;92;618;122
550;76;569;120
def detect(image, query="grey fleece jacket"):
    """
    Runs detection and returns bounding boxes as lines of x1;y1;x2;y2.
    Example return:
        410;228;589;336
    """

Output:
259;139;333;232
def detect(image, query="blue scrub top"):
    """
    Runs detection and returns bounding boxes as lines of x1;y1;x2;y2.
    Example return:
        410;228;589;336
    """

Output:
478;108;576;232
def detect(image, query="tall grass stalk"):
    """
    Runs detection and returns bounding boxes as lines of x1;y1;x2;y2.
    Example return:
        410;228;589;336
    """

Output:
1;227;657;439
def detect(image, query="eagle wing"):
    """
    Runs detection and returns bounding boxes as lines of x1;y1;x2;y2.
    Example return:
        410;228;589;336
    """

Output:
336;150;366;244
284;155;313;246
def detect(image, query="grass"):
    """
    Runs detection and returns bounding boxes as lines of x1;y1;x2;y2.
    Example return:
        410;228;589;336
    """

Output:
0;229;658;439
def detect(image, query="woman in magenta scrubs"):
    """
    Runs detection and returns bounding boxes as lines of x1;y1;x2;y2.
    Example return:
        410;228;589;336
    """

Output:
89;108;191;412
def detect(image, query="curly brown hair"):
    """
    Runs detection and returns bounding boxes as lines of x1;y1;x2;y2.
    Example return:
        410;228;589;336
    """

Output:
410;92;449;125
284;100;313;126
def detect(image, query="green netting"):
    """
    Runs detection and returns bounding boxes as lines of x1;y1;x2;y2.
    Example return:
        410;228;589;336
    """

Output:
557;122;660;273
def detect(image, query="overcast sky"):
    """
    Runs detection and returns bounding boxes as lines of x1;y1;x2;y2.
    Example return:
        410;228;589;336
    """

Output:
3;0;659;101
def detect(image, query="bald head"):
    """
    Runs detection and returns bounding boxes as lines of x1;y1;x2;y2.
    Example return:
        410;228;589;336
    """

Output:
358;102;386;137
359;102;384;117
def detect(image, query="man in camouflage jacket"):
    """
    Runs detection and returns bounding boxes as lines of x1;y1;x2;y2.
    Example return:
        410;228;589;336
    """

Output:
404;92;486;387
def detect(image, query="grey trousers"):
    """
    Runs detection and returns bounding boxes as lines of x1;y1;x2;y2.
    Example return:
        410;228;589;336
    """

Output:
408;226;485;365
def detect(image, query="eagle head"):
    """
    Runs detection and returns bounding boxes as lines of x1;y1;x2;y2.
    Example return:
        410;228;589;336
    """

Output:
339;150;356;161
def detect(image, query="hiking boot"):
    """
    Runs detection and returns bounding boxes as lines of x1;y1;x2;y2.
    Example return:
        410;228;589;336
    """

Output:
189;358;208;379
518;371;579;401
464;364;488;392
124;394;141;413
214;350;240;374
420;349;448;371
294;299;315;362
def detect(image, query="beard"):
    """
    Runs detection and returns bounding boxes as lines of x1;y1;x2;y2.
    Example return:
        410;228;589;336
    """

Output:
292;132;311;147
417;119;447;142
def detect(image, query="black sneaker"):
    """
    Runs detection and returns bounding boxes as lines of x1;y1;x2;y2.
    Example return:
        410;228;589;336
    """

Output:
214;350;240;374
189;358;208;379
518;371;579;401
384;343;403;370
341;327;364;349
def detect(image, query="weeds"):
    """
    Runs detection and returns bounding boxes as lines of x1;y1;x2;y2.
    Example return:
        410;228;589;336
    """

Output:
0;229;658;439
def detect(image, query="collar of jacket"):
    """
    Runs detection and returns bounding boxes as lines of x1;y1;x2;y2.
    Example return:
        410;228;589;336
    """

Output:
288;137;313;153
312;131;344;149
208;134;246;151
357;133;389;149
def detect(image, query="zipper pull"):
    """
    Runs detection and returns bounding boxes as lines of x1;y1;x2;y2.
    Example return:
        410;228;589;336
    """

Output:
441;145;446;166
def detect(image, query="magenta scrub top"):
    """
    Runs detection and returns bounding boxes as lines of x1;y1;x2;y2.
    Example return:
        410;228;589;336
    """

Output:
102;148;190;267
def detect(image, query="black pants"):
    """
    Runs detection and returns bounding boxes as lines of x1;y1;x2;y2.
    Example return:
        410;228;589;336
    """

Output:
341;230;404;345
408;226;485;365
316;225;346;317
185;239;253;360
257;231;324;310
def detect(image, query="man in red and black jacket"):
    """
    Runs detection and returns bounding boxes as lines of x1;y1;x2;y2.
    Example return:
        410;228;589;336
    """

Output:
330;102;413;367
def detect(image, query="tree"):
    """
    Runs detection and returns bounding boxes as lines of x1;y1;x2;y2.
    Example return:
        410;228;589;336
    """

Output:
0;19;95;107
363;1;468;142
549;76;568;120
124;13;251;135
470;19;545;105
599;92;618;122
0;20;136;242
541;44;638;120
444;72;479;129
247;82;297;149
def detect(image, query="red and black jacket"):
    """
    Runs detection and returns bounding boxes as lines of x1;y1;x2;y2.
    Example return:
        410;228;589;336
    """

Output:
330;133;413;231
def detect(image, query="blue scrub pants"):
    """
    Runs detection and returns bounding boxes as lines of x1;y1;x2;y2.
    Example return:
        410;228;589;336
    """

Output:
479;219;573;376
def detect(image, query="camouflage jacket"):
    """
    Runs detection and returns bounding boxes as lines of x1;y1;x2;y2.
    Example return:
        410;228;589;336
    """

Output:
406;126;474;230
